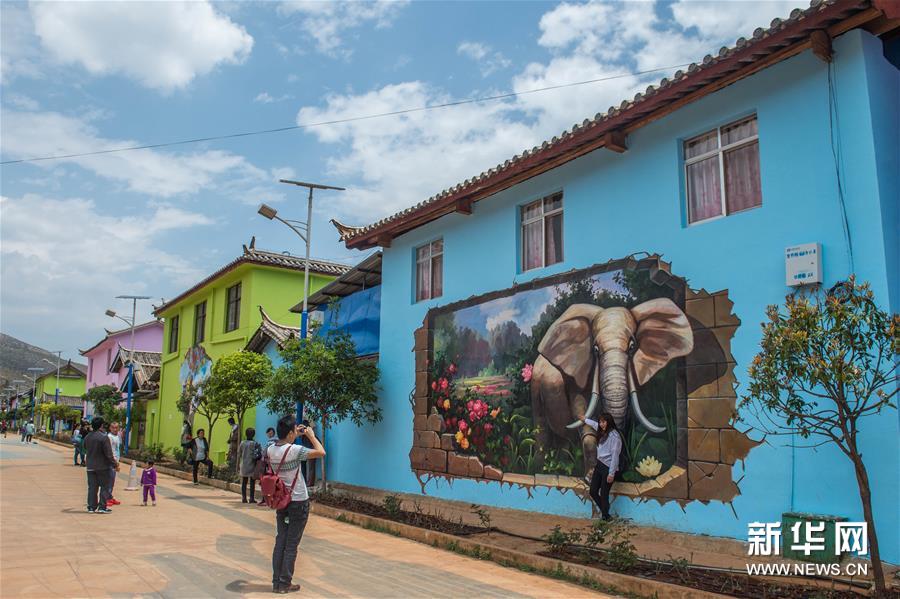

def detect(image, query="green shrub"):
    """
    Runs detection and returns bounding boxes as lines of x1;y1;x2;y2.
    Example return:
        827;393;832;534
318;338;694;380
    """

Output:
543;525;581;554
381;494;402;518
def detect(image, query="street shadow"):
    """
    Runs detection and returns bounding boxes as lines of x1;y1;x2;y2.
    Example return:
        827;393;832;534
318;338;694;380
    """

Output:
224;580;272;594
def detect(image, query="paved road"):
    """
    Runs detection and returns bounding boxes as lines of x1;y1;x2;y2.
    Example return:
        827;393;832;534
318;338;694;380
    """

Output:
0;437;609;598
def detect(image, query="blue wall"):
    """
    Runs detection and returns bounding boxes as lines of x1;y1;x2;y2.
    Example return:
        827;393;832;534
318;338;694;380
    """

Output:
315;285;381;356
327;30;899;562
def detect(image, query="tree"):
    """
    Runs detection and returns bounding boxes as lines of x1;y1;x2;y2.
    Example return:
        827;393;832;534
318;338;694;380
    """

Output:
82;384;122;421
204;350;272;450
740;277;898;596
267;332;381;488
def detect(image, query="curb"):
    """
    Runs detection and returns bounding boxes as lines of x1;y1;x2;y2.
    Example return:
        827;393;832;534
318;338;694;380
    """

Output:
308;502;723;599
40;438;720;598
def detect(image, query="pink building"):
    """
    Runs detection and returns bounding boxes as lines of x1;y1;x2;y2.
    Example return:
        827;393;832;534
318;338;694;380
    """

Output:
79;320;163;416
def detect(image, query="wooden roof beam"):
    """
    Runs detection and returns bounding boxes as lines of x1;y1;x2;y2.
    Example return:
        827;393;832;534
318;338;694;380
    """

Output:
603;130;628;153
810;30;833;62
455;198;473;215
375;233;392;248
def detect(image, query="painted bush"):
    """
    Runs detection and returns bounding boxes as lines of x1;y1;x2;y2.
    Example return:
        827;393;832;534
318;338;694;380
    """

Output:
431;266;690;482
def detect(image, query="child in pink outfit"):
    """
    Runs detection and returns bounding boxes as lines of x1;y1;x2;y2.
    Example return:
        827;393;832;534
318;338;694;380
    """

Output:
141;460;158;506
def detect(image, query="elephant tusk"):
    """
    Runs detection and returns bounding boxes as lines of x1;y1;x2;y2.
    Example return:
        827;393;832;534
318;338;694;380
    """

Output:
567;347;601;429
628;367;665;434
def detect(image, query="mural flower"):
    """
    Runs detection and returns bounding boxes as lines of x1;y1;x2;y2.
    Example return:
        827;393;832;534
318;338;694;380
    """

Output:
521;363;533;383
636;456;663;478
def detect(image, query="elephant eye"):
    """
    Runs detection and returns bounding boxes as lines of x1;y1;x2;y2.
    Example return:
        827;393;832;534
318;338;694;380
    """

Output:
627;337;637;354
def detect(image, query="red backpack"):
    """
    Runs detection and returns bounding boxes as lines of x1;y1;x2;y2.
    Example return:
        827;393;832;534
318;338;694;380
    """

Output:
259;445;300;510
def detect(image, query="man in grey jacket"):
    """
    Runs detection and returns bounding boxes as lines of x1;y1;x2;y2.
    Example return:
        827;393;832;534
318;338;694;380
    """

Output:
84;417;118;513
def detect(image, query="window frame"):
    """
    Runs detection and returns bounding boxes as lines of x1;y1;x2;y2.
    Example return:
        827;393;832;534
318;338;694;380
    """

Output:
684;115;760;226
225;283;242;333
168;315;180;354
415;239;443;302
520;191;564;272
193;300;207;345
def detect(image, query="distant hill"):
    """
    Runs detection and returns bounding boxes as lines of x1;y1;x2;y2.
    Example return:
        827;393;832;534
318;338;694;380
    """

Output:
0;333;85;391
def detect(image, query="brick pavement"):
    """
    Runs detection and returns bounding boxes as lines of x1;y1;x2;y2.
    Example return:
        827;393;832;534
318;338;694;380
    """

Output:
0;437;612;598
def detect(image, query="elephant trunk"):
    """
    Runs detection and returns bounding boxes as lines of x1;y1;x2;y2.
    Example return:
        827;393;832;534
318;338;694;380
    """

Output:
628;365;665;434
566;347;600;429
600;350;629;428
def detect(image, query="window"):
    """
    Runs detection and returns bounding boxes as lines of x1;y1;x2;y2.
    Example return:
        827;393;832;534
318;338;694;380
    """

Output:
415;239;443;302
684;115;761;224
194;301;206;344
521;192;563;271
106;348;112;371
225;283;241;332
88;359;93;380
168;315;180;354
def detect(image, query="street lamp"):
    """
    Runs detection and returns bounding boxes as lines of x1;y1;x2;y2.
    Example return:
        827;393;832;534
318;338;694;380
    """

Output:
258;179;345;339
25;368;42;422
42;352;62;437
107;295;151;455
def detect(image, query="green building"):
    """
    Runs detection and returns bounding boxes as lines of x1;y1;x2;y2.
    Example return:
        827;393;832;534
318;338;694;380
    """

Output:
32;360;87;431
148;245;349;463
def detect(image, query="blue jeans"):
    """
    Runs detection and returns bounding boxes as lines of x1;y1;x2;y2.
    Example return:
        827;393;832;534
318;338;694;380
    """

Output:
272;500;310;589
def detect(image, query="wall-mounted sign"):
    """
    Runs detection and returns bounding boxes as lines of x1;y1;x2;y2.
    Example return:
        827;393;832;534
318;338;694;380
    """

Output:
785;243;822;287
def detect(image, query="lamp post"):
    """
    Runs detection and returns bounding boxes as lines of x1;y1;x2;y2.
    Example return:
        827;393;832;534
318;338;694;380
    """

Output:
107;295;150;456
258;179;345;339
25;367;41;423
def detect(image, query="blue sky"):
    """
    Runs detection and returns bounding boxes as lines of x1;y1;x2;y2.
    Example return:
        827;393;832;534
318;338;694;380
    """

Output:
0;0;797;359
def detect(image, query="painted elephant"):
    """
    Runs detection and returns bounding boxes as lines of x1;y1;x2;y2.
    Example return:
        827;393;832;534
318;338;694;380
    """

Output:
530;298;694;475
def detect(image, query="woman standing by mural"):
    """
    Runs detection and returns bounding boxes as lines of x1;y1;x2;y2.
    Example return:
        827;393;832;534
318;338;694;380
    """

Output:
583;412;622;521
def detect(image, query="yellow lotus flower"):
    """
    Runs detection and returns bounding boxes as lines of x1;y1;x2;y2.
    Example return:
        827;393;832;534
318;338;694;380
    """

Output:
636;456;662;478
455;431;464;444
459;437;469;450
443;399;450;410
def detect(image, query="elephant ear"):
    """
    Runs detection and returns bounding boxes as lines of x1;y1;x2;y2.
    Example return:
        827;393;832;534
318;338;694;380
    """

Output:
631;298;694;385
537;304;601;389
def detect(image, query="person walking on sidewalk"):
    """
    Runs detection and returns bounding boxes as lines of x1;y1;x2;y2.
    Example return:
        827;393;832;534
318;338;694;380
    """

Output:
237;427;260;504
72;427;83;466
141;460;158;506
79;421;90;466
582;412;622;521
227;417;239;472
84;417;117;513
267;415;325;594
190;429;213;484
25;421;35;443
106;422;122;506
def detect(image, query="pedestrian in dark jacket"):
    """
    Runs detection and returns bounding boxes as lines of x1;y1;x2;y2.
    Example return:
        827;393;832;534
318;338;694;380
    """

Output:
237;427;260;503
190;429;213;484
84;417;117;513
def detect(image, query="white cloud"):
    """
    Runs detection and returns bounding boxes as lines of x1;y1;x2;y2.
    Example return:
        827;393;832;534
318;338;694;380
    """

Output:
29;1;253;92
254;91;293;104
1;109;275;201
278;1;409;57
0;194;213;353
458;41;512;77
671;0;798;40
0;4;44;83
3;93;39;111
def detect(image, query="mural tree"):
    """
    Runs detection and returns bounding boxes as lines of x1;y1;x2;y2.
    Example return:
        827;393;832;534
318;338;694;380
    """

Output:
267;332;381;488
177;381;224;451
204;350;273;447
741;278;898;596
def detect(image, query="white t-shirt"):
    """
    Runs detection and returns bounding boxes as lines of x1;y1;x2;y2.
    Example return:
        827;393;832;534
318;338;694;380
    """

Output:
107;432;121;461
266;443;312;502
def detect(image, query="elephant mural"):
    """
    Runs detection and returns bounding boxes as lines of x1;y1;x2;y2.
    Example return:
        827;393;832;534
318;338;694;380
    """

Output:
531;298;694;475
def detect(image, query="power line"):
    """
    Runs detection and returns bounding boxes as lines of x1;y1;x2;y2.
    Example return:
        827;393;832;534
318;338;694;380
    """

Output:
1;62;692;166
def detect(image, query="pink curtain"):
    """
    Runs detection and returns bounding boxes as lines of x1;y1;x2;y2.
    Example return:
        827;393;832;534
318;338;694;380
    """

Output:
687;156;722;223
724;142;762;213
544;213;562;266
416;246;430;301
